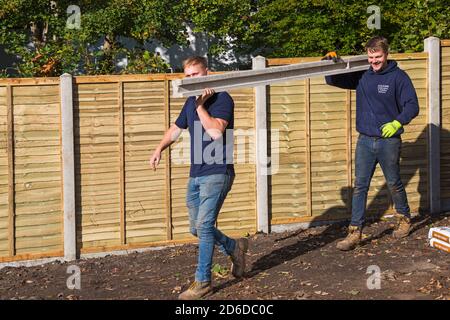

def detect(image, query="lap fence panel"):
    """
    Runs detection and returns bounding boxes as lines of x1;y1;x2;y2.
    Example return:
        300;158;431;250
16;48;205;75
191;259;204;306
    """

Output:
169;80;192;241
268;79;308;224
123;81;167;244
74;81;121;251
0;86;9;259
395;55;428;214
441;41;450;206
11;83;63;258
268;53;429;226
216;87;257;237
309;77;350;221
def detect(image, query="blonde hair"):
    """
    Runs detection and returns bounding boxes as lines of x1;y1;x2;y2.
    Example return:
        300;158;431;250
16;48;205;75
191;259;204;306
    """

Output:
365;36;389;54
182;56;207;69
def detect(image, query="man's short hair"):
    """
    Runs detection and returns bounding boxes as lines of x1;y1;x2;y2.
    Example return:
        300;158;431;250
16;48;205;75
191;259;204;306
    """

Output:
365;36;389;54
182;56;207;69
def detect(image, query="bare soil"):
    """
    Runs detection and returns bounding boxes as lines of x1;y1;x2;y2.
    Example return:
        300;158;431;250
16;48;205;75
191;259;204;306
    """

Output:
0;213;449;300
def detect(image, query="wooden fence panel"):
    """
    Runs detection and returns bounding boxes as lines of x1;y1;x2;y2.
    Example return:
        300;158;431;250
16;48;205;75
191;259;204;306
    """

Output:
12;84;63;255
217;87;256;236
168;82;191;240
169;85;257;240
268;80;308;223
441;42;450;201
74;82;121;249
309;77;349;218
0;86;9;257
123;81;168;244
268;53;429;225
395;58;428;213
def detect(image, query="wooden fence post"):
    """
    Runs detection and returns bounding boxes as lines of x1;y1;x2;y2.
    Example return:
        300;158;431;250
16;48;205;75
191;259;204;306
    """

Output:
60;73;77;261
424;37;441;215
253;56;269;233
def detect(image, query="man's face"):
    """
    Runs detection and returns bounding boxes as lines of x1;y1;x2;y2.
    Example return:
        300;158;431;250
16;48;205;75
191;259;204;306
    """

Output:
184;63;208;78
367;49;388;72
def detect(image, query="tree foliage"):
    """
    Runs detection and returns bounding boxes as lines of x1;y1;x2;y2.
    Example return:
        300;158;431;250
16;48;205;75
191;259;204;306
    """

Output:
187;0;450;57
0;0;187;76
0;0;449;76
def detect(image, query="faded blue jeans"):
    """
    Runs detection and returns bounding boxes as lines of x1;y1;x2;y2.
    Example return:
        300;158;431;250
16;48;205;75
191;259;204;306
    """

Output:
351;134;411;227
186;173;236;283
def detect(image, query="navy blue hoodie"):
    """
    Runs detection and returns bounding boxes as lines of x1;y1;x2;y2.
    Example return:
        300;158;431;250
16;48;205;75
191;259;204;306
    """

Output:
325;60;419;137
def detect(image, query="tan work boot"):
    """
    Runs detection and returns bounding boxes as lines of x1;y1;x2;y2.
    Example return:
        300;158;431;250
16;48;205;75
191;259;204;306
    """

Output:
336;226;362;251
392;214;412;239
230;238;249;278
178;281;212;300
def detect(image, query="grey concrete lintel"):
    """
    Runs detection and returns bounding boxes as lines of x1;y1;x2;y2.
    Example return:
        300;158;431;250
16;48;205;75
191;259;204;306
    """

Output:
172;55;369;97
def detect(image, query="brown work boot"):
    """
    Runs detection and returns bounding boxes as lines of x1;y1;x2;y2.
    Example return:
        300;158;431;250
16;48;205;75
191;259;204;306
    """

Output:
392;214;412;239
178;281;212;300
230;238;249;278
336;226;362;251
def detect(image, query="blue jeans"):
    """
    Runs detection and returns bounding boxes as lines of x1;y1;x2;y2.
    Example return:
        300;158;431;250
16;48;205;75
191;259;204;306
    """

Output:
351;134;410;227
186;173;236;282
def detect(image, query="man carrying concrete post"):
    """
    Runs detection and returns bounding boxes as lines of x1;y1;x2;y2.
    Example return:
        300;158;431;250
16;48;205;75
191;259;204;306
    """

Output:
324;36;419;251
149;56;248;299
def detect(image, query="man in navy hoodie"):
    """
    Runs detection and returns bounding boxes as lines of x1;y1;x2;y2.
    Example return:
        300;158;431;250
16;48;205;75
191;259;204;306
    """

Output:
324;36;419;251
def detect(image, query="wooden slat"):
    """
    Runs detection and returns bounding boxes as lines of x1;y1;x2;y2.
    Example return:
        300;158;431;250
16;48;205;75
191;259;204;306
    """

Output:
390;52;428;60
267;57;322;66
73;72;227;84
0;250;63;263
6;85;15;257
164;80;173;240
118;82;126;245
305;79;312;216
346;90;352;214
0;79;60;86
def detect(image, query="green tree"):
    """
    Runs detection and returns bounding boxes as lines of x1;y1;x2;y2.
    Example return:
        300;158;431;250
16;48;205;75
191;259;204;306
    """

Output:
1;0;449;76
0;0;188;76
187;0;450;58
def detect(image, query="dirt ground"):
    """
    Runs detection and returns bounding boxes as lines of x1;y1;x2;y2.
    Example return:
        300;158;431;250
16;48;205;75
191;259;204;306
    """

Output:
0;213;449;300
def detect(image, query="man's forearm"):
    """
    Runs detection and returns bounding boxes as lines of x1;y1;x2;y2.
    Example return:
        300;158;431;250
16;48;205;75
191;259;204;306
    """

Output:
196;106;222;132
155;124;182;152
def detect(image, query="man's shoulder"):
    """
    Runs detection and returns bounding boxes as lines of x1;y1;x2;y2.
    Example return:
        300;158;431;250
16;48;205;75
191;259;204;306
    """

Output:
216;91;234;101
183;96;196;108
393;67;413;83
212;91;234;107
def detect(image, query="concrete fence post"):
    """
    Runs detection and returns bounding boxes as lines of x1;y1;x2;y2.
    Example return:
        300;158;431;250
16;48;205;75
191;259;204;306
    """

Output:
424;37;441;215
60;73;77;261
252;56;269;233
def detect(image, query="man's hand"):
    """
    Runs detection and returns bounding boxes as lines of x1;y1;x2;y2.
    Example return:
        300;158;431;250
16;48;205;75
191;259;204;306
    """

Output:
381;120;402;138
196;88;215;108
149;149;162;171
322;51;340;63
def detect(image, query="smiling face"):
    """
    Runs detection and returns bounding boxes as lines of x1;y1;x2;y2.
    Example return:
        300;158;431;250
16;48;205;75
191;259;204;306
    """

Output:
367;49;388;73
184;63;208;78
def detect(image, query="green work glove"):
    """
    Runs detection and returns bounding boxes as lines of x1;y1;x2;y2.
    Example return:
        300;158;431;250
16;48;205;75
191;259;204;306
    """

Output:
381;120;402;138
